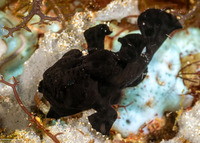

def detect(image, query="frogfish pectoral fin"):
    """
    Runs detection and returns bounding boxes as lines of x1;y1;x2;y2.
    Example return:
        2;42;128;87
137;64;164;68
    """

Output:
88;106;117;136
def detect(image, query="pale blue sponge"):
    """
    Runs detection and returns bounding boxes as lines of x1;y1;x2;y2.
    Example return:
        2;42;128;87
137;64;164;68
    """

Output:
112;28;200;137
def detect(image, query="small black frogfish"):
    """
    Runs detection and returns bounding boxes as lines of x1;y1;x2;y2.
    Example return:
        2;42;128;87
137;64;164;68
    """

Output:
38;9;182;136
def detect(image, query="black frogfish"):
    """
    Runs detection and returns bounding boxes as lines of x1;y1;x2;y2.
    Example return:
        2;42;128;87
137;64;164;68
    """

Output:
38;9;182;136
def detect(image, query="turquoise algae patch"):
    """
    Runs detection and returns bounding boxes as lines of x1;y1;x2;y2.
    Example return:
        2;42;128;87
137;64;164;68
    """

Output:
0;11;38;80
112;28;200;137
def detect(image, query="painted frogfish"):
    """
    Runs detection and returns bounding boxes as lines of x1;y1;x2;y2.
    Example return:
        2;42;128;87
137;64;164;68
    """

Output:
38;9;182;136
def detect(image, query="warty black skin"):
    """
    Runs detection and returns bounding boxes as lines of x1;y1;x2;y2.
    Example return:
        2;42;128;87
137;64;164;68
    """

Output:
38;9;182;136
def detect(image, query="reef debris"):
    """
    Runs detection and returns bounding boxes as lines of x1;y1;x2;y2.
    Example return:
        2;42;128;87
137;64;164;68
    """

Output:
3;0;61;38
0;76;62;143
